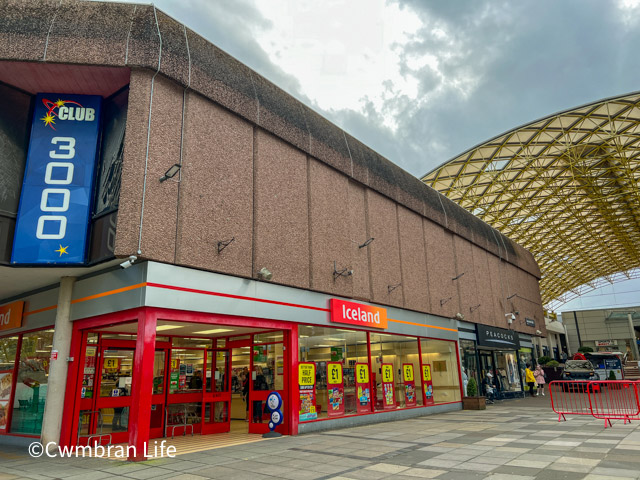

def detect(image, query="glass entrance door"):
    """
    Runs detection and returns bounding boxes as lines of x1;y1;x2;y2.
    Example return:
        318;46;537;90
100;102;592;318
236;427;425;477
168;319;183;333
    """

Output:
202;348;231;433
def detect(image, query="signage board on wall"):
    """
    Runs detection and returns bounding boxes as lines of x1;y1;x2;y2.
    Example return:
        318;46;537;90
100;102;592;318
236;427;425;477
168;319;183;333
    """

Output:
595;340;618;347
525;318;535;327
330;299;388;329
11;93;102;265
477;325;520;349
0;301;24;332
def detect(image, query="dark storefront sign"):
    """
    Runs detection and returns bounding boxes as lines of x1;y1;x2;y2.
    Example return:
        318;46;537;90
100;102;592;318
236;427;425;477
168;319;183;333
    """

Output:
525;318;535;327
477;325;520;350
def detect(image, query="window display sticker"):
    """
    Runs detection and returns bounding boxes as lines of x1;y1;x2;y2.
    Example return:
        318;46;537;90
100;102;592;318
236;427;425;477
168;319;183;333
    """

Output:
0;372;13;401
327;362;344;417
381;363;395;409
355;363;371;413
403;363;417;407
299;362;317;421
422;364;434;406
0;400;9;430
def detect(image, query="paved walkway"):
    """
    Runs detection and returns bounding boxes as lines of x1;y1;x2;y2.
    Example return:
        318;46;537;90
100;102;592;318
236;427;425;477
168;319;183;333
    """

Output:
2;393;640;479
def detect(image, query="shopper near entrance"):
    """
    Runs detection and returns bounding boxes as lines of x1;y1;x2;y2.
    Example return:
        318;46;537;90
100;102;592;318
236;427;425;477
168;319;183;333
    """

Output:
533;364;546;396
482;372;496;403
242;368;250;421
525;364;536;397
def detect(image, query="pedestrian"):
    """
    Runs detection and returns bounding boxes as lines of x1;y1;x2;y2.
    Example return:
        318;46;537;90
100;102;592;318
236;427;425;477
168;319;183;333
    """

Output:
561;349;568;363
533;364;546;396
461;367;468;396
482;371;495;404
242;369;250;421
525;363;536;397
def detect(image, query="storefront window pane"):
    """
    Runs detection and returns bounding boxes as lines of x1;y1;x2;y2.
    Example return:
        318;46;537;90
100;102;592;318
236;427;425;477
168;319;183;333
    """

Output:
98;406;129;433
495;350;521;393
152;350;165;395
172;337;212;348
254;332;283;343
420;339;461;403
519;348;534;393
208;349;229;392
10;330;54;434
169;349;204;393
100;349;133;397
459;339;478;396
0;336;18;432
370;334;421;410
299;326;368;418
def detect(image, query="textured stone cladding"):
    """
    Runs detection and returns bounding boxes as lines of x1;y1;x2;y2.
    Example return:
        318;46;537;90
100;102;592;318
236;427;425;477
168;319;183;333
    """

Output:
0;0;545;331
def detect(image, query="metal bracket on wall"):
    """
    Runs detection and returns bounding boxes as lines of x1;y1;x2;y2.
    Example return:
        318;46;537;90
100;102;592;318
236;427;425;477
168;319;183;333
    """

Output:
217;237;235;254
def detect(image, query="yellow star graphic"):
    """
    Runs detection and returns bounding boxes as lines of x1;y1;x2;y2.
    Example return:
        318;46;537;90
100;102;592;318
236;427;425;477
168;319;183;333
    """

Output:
55;99;65;108
55;245;69;256
41;112;56;127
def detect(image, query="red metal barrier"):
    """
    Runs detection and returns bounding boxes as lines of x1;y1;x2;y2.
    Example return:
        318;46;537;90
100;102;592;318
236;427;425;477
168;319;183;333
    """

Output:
549;381;593;423
549;380;640;428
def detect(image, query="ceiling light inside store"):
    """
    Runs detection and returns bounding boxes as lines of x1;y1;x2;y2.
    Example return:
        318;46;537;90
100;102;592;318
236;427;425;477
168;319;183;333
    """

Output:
193;329;233;334
315;345;331;347
156;325;183;331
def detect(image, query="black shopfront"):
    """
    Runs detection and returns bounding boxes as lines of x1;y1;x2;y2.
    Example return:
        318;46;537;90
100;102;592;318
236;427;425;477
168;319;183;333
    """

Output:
476;325;524;398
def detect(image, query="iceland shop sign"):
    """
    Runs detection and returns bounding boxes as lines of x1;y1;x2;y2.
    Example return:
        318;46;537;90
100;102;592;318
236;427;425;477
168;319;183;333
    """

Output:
330;299;388;329
12;93;102;264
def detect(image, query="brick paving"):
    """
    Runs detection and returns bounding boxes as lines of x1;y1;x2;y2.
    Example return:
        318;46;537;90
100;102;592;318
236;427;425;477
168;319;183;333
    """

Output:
2;393;640;479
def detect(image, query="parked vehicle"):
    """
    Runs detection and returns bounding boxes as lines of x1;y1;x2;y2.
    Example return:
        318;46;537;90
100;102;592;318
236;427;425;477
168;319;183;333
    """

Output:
584;352;624;380
561;360;596;391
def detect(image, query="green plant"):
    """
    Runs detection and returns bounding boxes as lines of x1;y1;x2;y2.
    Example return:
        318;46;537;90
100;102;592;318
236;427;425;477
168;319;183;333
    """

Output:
466;377;478;397
545;360;560;367
537;356;552;365
578;346;594;353
609;370;617;380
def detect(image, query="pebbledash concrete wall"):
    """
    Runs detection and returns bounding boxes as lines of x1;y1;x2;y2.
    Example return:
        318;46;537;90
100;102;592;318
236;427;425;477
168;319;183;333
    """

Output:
0;0;544;335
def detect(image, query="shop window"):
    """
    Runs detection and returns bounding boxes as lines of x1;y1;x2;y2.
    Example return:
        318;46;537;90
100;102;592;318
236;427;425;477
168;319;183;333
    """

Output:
0;336;18;432
204;402;228;424
215;338;226;348
98;406;129;433
495;351;521;393
207;350;229;392
10;330;54;434
459;339;479;396
298;326;368;418
100;349;133;397
81;346;98;399
152;350;165;395
172;337;212;348
86;333;99;344
252;342;284;392
169;349;204;393
420;339;461;403
370;334;422;410
254;332;283;343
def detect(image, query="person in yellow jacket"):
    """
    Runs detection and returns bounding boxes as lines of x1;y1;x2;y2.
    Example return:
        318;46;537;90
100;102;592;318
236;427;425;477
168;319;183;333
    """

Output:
525;364;536;397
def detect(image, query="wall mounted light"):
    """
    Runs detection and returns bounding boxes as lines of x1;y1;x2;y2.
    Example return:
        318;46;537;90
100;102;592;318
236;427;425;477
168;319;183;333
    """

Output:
257;267;273;281
358;237;374;249
388;283;401;294
217;237;235;254
159;163;181;182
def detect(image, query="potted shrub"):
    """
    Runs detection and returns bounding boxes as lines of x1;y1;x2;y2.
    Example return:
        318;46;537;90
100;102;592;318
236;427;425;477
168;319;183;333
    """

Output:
537;356;552;366
462;377;486;410
542;359;563;382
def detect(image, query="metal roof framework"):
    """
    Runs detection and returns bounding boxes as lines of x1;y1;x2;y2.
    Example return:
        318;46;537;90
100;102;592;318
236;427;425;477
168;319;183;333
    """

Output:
422;92;640;311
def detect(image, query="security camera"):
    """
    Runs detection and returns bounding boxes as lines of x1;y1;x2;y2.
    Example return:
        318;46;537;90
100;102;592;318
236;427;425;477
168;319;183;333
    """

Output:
536;329;542;335
505;313;515;324
120;255;137;269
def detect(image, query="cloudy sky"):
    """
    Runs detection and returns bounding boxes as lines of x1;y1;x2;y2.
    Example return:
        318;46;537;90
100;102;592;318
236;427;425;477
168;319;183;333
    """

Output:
113;0;640;178
104;0;640;311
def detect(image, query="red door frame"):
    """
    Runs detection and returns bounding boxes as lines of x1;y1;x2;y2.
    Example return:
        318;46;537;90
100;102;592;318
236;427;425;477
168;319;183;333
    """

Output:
60;306;296;449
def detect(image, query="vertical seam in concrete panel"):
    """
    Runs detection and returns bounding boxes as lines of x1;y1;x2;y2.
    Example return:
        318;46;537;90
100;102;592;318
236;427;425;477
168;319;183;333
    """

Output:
490;227;507;315
452;235;462;315
363;188;374;302
395;205;406;307
436;193;448;229
248;70;259;125
421;219;432;312
343;131;354;178
307;156;313;289
42;0;63;62
124;5;137;65
252;127;257;278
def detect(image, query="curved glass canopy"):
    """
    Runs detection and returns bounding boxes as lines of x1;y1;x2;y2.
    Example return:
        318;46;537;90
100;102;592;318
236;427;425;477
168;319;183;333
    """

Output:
422;92;640;310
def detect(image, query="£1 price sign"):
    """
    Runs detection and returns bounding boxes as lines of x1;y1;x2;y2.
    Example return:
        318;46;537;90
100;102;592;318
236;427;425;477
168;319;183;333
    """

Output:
381;363;395;409
403;363;417;407
355;363;371;413
422;364;434;406
326;362;344;417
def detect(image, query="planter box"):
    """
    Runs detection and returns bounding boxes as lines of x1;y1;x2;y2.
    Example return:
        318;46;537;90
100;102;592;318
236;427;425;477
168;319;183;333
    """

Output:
542;366;564;382
462;396;486;410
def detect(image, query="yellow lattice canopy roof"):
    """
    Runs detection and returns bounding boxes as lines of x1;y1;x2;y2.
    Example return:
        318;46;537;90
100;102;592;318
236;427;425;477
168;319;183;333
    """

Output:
422;92;640;311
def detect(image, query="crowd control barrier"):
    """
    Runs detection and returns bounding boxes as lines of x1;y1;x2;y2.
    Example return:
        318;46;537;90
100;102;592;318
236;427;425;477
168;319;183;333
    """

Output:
549;380;640;428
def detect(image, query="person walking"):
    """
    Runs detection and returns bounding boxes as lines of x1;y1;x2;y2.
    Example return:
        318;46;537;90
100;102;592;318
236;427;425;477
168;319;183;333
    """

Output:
525;364;536;397
533;364;546;396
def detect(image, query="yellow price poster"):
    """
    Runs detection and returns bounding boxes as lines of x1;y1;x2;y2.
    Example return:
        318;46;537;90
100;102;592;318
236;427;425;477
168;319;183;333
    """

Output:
382;364;394;383
104;358;119;370
422;364;432;382
356;364;369;383
299;363;316;386
403;364;414;382
327;363;343;385
171;359;179;370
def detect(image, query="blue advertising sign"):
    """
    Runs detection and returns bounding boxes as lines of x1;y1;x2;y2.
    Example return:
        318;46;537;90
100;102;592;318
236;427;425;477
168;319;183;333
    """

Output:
11;93;102;264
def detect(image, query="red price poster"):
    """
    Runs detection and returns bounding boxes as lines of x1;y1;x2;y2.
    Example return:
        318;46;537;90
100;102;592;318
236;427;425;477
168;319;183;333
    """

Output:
326;362;344;417
381;363;395;409
299;363;317;421
422;364;434;406
403;363;417;407
355;363;371;413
